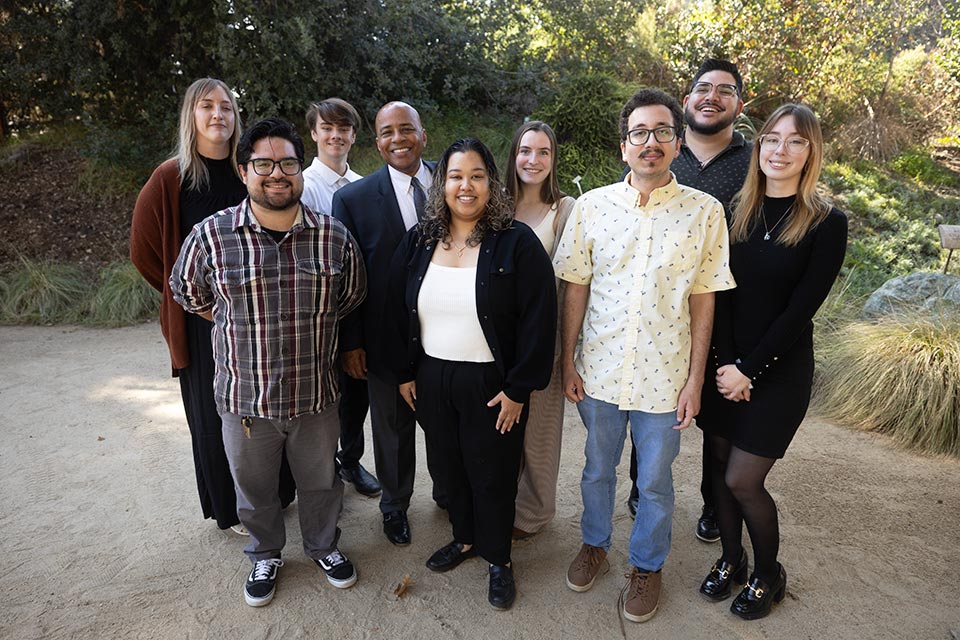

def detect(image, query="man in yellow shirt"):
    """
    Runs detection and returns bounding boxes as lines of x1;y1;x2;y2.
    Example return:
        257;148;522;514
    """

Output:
554;88;735;623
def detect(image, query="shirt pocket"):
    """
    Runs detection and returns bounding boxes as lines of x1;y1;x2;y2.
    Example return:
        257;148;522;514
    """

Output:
659;230;697;274
295;259;342;315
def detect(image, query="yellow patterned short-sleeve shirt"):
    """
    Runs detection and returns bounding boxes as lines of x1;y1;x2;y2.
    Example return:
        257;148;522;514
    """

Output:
553;175;735;412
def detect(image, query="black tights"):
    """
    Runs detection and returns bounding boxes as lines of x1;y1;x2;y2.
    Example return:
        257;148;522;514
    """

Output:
709;435;780;584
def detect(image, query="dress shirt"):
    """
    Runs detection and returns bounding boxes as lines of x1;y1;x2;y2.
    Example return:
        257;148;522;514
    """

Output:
170;199;367;419
553;175;735;412
301;157;362;216
387;162;432;231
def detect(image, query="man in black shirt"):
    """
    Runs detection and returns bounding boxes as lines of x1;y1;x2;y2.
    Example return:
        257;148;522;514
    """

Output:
628;59;752;544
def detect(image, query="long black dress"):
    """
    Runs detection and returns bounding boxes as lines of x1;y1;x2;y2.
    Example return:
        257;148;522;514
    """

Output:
178;156;296;529
697;195;847;458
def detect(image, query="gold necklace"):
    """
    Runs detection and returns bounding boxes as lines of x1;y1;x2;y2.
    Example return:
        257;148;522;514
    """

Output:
449;239;468;258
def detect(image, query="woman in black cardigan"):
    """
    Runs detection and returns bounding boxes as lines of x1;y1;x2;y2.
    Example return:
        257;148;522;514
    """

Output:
388;138;556;610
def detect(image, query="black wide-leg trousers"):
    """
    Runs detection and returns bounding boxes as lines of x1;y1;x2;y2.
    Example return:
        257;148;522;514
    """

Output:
415;355;527;566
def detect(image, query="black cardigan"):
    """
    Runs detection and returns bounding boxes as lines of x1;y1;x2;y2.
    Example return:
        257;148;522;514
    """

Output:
387;222;557;404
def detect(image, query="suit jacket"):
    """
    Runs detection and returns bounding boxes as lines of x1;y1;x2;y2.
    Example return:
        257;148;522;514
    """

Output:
332;161;437;379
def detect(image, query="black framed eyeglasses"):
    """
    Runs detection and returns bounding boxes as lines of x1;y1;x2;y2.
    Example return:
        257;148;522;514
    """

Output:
249;157;302;176
626;126;678;146
690;82;739;98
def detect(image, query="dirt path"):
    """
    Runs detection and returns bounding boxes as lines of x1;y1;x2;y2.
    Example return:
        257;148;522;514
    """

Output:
2;324;958;639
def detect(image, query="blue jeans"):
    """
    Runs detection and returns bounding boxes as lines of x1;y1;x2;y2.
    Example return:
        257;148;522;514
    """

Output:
577;394;681;571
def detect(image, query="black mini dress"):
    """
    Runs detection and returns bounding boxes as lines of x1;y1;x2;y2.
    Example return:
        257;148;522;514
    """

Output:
697;195;847;458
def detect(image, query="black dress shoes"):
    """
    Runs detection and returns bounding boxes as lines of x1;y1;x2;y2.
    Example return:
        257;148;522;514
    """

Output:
699;548;748;600
696;506;721;543
340;462;381;497
731;564;787;620
426;541;477;572
488;564;516;610
382;511;411;546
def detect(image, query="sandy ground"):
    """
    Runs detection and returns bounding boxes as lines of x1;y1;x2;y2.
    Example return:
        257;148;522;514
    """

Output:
1;323;958;640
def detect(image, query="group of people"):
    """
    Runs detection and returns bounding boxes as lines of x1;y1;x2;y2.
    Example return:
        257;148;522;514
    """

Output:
129;57;847;620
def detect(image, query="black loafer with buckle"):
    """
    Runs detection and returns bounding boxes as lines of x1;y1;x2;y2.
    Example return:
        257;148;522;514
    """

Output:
731;563;787;620
699;548;748;600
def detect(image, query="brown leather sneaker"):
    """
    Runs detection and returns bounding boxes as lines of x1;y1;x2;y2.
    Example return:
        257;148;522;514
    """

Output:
622;567;661;623
566;543;609;592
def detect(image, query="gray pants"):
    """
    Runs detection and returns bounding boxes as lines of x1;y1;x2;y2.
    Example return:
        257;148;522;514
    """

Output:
367;371;417;514
221;406;342;563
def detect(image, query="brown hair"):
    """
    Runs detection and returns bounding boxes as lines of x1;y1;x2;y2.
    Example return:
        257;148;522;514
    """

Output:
505;121;564;205
730;103;830;246
305;97;361;132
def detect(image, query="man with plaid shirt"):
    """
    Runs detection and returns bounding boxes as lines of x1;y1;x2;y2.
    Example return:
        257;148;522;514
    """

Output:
171;117;366;607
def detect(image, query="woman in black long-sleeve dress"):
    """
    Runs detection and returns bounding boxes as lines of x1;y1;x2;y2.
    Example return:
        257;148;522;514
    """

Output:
696;104;847;619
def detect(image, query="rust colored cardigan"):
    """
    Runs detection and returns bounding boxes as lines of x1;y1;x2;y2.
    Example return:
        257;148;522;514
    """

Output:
130;159;189;375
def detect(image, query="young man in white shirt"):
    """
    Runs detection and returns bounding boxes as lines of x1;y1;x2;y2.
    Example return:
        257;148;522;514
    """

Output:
302;98;381;498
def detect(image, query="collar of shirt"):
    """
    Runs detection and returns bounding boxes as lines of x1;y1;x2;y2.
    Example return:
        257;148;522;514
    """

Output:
231;198;315;233
308;156;360;188
387;161;431;196
621;172;681;210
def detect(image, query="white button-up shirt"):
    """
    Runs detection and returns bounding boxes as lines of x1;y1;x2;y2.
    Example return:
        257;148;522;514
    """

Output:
553;175;735;412
301;157;362;215
387;162;432;231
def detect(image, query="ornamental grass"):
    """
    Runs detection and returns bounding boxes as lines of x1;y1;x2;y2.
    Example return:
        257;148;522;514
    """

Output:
814;314;960;458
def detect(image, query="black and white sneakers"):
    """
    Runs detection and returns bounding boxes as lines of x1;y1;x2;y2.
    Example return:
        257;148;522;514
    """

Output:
243;549;356;606
314;549;358;589
244;558;283;607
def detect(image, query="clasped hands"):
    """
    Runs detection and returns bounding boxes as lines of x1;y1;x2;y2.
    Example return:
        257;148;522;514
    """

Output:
716;364;752;402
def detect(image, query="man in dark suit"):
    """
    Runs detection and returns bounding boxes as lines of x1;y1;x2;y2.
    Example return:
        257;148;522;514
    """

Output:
332;101;442;546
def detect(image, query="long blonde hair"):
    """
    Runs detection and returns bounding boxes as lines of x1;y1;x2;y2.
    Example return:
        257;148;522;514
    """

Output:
730;103;830;246
173;78;242;191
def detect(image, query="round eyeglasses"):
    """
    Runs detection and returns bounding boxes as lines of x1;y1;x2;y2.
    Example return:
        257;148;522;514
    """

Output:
757;135;810;155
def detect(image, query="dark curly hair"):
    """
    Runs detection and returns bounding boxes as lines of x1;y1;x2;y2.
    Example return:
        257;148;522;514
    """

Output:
420;138;515;248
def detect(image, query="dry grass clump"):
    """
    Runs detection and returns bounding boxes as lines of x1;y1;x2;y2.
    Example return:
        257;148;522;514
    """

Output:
87;261;159;327
814;314;960;457
0;258;89;324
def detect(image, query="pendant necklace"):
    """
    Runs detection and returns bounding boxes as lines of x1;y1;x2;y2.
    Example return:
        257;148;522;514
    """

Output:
450;239;467;258
761;203;791;241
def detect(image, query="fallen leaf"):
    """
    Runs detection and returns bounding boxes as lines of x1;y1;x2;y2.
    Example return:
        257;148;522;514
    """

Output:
393;574;414;598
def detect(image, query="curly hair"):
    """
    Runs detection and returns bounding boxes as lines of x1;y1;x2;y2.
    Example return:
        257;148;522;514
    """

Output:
419;138;515;247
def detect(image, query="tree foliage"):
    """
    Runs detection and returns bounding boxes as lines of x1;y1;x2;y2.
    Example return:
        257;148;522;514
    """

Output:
2;0;958;155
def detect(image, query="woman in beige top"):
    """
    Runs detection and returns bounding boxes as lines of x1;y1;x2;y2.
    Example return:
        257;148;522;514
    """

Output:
505;121;576;537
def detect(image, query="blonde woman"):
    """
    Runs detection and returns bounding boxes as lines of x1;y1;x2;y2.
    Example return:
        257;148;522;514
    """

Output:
504;121;575;538
696;104;847;618
130;78;295;534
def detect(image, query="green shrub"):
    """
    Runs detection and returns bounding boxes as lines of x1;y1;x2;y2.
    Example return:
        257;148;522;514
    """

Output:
814;314;960;457
87;261;160;327
534;72;631;153
0;259;90;324
888;150;958;188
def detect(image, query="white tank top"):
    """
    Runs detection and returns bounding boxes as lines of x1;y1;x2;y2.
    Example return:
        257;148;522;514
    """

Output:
417;263;495;362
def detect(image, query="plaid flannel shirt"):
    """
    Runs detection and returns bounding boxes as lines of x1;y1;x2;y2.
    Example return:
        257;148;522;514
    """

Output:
170;199;366;419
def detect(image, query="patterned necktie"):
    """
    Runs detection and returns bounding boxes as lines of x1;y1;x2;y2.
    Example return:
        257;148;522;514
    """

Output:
411;176;427;222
